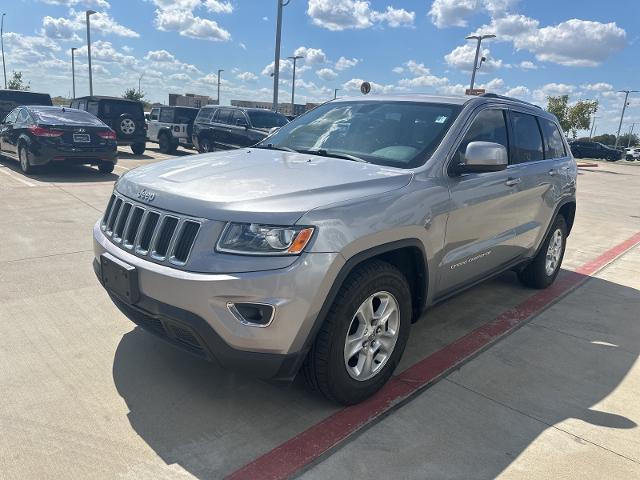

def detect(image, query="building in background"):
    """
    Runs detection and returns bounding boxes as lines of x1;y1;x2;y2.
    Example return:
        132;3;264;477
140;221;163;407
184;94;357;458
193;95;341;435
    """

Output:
169;93;218;108
231;100;318;117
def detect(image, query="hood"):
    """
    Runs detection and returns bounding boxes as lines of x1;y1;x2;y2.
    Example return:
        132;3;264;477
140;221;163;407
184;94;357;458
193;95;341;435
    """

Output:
116;148;412;224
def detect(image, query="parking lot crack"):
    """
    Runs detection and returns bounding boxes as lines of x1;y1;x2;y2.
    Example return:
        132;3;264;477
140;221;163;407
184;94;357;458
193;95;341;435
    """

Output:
445;378;640;466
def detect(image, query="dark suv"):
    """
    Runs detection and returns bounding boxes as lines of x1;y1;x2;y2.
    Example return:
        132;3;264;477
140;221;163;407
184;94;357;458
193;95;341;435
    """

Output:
71;96;146;155
0;89;53;121
192;106;288;153
569;141;621;161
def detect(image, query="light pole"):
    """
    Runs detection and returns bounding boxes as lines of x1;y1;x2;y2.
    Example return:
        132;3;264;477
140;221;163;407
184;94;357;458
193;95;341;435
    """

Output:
272;0;291;112
71;47;77;98
614;90;638;148
138;72;144;95
589;115;598;140
86;10;96;96
288;55;303;115
216;69;223;105
1;13;7;89
334;88;339;99
465;34;495;90
627;123;637;148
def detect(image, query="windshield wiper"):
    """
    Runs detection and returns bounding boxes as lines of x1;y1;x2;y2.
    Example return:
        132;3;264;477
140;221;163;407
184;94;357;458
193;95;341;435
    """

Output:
254;143;298;153
300;149;369;163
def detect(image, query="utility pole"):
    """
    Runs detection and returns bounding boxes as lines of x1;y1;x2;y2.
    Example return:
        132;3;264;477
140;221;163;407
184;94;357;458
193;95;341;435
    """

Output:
272;0;290;112
334;88;339;99
216;69;223;105
465;34;495;90
1;13;7;89
71;47;77;98
288;55;303;116
614;90;638;148
86;10;96;96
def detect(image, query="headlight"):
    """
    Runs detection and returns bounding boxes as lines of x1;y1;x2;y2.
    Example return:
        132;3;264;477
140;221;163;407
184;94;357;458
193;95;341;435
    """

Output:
216;223;315;256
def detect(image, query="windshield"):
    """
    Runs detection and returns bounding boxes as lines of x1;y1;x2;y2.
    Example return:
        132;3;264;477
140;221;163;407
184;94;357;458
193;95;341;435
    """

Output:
247;110;288;129
33;108;105;126
260;101;461;168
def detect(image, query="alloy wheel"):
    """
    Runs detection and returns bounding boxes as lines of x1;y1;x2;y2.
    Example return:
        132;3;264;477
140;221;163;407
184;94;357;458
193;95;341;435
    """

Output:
545;228;563;276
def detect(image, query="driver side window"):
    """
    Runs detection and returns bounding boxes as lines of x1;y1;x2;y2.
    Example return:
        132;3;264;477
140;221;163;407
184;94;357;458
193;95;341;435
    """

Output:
456;109;509;164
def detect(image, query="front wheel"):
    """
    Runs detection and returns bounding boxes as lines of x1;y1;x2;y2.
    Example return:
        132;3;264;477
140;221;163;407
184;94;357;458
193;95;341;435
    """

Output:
303;260;412;405
518;216;567;289
98;162;114;174
198;137;212;153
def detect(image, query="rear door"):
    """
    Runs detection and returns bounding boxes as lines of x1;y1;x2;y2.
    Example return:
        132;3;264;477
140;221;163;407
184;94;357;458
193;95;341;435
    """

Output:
439;107;522;294
229;110;250;148
506;111;563;258
0;109;20;154
212;108;234;149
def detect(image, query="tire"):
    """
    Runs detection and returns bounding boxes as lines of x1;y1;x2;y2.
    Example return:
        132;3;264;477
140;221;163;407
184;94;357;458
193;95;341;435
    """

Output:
303;259;412;405
158;132;176;154
18;144;35;174
117;114;137;138
131;142;145;155
98;162;114;174
518;215;567;289
198;137;212;153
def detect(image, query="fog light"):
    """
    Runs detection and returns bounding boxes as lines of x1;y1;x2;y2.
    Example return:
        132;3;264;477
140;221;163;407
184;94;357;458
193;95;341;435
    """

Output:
227;302;275;327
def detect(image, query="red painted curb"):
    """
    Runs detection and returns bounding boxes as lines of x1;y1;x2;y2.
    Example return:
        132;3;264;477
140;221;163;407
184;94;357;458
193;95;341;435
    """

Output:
226;232;640;480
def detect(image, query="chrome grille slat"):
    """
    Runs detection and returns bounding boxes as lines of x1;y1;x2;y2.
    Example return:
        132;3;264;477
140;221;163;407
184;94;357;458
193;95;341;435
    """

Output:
100;193;200;266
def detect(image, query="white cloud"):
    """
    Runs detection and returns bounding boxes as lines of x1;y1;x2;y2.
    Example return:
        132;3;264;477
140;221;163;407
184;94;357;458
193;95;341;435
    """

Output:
316;68;338;81
477;77;504;92
582;82;614;92
144;49;201;73
152;0;231;42
70;9;139;38
392;66;404;74
169;73;191;82
342;77;396;94
75;40;137;66
398;61;449;88
307;0;415;31
335;56;359;71
237;71;258;82
294;46;327;65
40;0;111;8
505;86;530;98
444;43;502;72
239;42;247;50
205;0;233;14
261;59;293;77
428;0;476;28
41;16;81;41
518;60;537;70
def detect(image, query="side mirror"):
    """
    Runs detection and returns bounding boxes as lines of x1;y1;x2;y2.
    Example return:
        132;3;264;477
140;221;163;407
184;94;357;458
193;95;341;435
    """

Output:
457;141;508;173
268;127;279;136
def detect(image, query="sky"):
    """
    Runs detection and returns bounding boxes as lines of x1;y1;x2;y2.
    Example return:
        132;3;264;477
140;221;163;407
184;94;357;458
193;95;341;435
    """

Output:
2;0;639;135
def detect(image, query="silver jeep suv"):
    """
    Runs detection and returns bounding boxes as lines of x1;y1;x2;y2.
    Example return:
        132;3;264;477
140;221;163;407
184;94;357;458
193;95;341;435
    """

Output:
93;94;576;404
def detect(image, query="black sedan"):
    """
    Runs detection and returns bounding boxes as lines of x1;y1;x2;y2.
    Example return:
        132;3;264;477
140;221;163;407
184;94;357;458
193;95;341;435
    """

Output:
0;105;118;174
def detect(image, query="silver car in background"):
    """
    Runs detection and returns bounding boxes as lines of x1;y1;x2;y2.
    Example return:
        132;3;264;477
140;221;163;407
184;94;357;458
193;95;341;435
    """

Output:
93;93;577;404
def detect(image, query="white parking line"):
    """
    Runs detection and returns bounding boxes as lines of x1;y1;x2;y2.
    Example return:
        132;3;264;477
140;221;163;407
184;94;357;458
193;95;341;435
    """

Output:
115;165;130;171
0;165;36;187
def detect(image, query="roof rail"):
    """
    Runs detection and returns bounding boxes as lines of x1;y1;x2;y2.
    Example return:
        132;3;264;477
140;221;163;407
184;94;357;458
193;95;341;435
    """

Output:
478;92;542;109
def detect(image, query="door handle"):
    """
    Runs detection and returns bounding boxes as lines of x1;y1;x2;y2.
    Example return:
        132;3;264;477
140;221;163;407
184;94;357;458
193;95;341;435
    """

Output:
505;177;521;187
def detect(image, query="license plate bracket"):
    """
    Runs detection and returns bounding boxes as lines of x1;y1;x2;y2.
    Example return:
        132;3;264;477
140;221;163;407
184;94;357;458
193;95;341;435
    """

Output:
73;133;90;143
100;253;140;304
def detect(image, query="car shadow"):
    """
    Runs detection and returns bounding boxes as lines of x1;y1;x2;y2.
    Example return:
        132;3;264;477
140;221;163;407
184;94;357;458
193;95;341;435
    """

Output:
118;146;194;160
111;272;639;478
0;157;119;183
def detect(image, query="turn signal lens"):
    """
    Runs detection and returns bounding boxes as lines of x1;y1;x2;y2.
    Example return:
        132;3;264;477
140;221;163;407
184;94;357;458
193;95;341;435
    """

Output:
287;227;314;254
98;130;117;140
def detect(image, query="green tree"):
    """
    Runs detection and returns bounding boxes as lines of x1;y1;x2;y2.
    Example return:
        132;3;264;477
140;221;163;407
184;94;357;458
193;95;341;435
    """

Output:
122;88;145;102
7;71;30;91
546;95;598;139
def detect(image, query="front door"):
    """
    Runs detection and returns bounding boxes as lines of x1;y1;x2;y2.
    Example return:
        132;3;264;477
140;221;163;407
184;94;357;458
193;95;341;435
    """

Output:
438;108;521;295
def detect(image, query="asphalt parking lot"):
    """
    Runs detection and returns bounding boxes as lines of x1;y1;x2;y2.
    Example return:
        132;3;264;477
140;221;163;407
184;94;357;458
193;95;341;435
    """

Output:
1;144;639;479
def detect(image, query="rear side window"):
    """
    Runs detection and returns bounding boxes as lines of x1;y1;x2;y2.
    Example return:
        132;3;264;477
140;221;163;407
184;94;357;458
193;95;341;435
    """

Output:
196;108;214;122
232;110;247;125
159;108;173;123
77;100;87;111
246;110;288;129
510;112;544;163
215;109;233;124
174;107;198;124
150;108;159;121
103;101;143;118
87;101;99;116
539;118;566;159
456;109;509;163
16;109;30;124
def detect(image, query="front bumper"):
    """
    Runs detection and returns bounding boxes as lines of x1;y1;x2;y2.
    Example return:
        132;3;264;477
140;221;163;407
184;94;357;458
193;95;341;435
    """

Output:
93;222;344;380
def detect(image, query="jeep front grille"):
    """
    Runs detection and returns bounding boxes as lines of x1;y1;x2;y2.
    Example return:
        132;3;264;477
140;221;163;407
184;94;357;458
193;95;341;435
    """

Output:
101;193;201;266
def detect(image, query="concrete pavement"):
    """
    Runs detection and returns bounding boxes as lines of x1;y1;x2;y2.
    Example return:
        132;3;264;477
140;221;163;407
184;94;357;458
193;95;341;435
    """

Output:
0;150;639;479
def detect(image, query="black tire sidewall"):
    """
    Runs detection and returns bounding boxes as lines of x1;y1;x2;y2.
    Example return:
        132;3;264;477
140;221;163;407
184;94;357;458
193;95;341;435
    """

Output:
324;264;412;404
159;133;170;153
19;144;31;173
131;143;145;155
98;162;114;174
200;137;211;153
521;215;567;288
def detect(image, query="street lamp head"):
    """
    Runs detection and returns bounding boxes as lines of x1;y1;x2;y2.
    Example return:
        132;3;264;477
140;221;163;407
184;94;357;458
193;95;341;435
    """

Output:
466;34;496;40
86;9;96;16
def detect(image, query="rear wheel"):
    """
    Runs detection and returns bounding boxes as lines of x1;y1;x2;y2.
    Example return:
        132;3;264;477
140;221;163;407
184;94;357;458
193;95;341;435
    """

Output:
131;142;145;155
198;137;212;153
98;162;114;174
303;260;412;405
18;144;35;174
158;132;176;154
518;216;567;289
